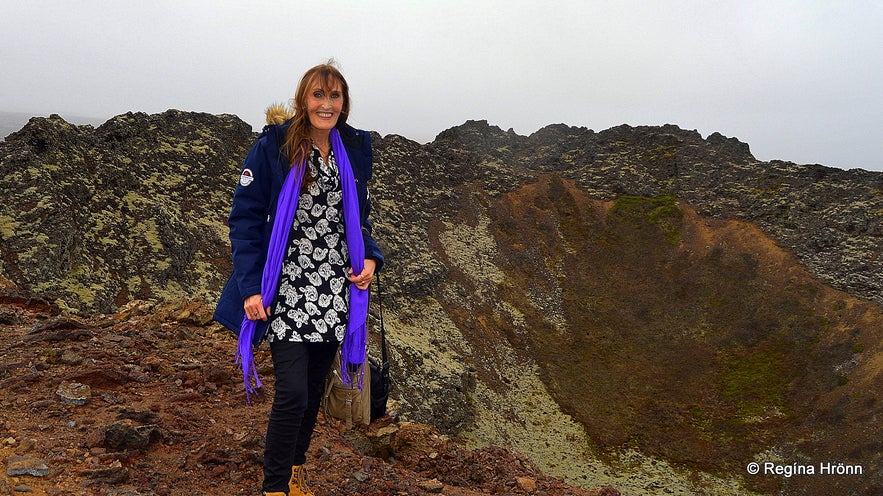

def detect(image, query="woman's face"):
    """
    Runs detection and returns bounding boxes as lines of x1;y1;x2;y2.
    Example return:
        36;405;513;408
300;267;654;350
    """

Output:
305;78;344;136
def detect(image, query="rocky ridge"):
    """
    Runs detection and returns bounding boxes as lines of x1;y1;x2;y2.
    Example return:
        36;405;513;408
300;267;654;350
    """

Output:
0;111;251;313
1;112;881;495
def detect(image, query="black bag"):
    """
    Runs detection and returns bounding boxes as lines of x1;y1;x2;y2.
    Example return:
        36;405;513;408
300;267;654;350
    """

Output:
369;274;391;422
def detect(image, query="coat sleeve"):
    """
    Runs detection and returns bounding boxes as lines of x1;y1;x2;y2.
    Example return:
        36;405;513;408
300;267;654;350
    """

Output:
354;130;385;273
228;133;276;299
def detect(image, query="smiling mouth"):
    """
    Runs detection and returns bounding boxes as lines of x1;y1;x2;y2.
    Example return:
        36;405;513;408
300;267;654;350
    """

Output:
317;112;334;118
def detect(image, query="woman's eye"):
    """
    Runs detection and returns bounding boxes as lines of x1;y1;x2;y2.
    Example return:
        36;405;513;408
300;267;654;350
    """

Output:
330;92;341;99
313;91;323;98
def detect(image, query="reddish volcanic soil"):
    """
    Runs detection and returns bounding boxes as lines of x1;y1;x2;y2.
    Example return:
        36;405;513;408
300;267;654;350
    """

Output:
0;297;617;496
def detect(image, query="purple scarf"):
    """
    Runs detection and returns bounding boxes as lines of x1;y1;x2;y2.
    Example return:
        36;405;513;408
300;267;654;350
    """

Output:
236;127;368;402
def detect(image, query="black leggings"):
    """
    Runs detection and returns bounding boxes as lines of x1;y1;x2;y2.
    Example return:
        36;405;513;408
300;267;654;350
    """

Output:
262;340;338;492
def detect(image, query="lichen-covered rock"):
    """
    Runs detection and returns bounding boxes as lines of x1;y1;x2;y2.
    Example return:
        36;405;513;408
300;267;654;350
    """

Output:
0;111;254;313
2;113;879;311
1;112;881;496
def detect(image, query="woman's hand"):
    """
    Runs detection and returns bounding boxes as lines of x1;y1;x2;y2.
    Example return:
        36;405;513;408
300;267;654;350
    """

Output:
244;294;270;321
347;259;377;290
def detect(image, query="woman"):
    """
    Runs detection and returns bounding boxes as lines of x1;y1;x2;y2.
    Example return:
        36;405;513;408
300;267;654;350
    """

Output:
214;61;384;496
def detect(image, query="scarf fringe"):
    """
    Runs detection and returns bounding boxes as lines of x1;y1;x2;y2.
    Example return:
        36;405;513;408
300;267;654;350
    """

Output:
339;356;366;390
338;326;367;389
235;321;262;403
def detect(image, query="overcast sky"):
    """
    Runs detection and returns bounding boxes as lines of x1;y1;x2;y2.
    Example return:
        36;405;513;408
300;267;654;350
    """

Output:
2;0;880;171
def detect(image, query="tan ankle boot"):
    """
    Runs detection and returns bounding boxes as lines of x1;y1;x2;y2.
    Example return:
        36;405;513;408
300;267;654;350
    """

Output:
289;465;314;496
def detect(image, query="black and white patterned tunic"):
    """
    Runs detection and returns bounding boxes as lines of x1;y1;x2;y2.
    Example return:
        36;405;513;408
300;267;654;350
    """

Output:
268;146;350;343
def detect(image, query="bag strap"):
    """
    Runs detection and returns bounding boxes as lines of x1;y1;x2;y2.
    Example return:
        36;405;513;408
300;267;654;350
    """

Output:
376;273;388;366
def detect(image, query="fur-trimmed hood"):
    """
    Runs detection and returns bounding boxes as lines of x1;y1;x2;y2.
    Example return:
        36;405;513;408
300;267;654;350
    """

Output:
265;103;293;126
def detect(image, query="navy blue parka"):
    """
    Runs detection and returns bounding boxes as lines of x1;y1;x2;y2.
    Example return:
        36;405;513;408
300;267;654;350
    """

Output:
213;120;384;344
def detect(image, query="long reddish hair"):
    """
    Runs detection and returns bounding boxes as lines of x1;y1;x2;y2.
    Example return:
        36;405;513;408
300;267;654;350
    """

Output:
283;61;351;168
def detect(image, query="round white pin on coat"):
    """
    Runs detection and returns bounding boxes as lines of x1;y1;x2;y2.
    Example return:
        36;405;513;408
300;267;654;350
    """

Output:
240;168;254;187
